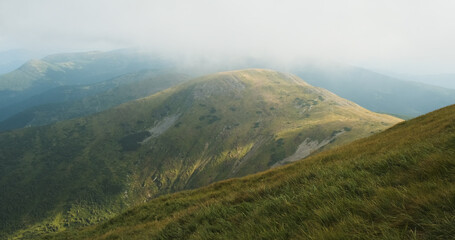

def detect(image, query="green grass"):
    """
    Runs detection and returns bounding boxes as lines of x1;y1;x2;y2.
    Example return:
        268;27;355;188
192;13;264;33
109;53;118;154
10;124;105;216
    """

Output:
0;69;401;239
46;104;455;240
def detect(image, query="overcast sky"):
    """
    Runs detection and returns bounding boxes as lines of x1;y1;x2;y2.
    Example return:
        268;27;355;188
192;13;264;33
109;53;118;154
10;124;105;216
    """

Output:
0;0;454;74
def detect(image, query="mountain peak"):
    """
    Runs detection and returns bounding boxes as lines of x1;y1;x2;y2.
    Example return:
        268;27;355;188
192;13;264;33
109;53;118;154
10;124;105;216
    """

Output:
201;68;307;85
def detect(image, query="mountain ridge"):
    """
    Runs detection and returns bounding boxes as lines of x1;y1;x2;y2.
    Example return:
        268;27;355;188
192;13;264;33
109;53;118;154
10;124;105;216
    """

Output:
0;69;401;238
1;49;453;120
293;63;455;116
0;50;172;119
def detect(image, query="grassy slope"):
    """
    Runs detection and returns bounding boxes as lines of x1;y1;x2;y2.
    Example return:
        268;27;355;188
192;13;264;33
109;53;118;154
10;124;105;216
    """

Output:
0;69;400;239
49;104;455;240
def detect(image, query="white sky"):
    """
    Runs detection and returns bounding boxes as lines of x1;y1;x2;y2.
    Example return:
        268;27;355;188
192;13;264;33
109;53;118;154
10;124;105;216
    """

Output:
0;0;454;74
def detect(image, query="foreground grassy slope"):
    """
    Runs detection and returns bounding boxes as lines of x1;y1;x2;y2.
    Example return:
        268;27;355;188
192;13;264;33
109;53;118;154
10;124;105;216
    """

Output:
0;69;400;239
50;104;455;240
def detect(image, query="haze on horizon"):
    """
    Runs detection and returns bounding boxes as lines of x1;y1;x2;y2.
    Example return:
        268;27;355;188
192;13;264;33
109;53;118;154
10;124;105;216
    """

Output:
1;0;454;75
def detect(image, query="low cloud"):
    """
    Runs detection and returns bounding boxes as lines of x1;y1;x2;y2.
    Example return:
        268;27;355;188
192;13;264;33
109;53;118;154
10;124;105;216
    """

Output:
1;0;454;74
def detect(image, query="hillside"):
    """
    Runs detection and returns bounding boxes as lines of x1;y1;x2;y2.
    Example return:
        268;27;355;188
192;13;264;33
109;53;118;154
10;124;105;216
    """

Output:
401;73;455;90
46;104;455;240
0;70;188;131
0;49;44;74
0;49;171;120
292;62;455;117
0;69;401;239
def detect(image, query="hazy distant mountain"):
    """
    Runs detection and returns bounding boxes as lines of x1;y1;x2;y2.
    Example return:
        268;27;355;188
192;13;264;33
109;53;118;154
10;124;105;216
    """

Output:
0;49;45;74
291;62;455;117
1;50;452;122
394;73;455;90
0;70;188;131
0;69;400;238
0;49;172;119
53;104;455;240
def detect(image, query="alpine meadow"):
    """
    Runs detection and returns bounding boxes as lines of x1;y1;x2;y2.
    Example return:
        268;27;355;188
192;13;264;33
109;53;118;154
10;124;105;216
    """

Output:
0;1;454;239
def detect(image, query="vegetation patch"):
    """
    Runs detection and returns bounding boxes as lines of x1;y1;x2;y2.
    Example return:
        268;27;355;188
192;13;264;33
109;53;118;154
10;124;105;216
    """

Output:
268;138;286;166
198;115;221;124
119;131;151;151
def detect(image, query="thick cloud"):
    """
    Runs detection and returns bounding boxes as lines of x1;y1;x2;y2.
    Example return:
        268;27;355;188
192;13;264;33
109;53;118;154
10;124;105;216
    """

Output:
1;0;454;74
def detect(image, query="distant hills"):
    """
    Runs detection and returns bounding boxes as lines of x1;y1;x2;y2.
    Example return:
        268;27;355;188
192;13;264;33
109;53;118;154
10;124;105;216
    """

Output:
0;69;400;239
47;103;455;240
292;62;455;117
397;73;455;90
0;70;188;131
0;49;172;121
0;50;453;129
0;49;45;75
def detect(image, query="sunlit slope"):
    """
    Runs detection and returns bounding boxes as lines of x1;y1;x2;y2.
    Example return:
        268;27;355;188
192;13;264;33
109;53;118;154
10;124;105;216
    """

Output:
0;69;400;238
51;104;455;240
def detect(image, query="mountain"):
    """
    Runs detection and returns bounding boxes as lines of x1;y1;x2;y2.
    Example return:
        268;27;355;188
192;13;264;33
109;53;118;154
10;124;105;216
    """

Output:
0;70;188;132
413;74;455;89
398;73;455;90
47;104;455;240
0;49;45;75
0;49;171;120
142;55;455;117
291;62;455;117
2;50;453;122
154;56;455;117
0;69;401;239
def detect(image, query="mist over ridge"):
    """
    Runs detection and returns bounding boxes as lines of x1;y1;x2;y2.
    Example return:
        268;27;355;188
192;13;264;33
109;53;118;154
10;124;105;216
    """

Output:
1;0;455;75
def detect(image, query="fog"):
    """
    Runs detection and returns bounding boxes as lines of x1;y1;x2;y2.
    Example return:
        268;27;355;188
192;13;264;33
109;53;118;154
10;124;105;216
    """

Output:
1;0;454;74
